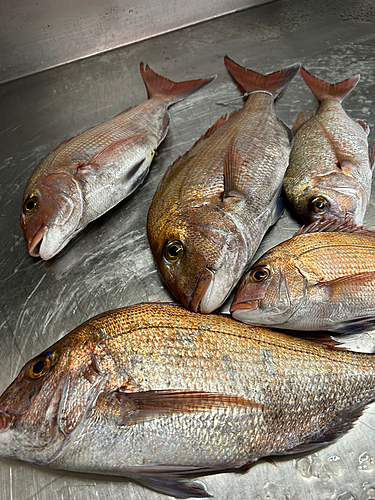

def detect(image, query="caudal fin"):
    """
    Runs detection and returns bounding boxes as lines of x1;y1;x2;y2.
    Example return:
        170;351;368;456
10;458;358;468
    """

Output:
140;63;215;104
300;67;360;103
224;56;300;98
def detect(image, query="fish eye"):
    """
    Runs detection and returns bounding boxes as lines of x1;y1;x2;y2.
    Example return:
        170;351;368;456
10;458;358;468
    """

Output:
249;266;271;283
23;194;39;214
28;351;58;380
309;196;329;214
163;240;184;263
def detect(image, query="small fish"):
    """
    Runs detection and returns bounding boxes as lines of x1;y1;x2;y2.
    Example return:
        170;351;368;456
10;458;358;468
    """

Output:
231;218;375;333
1;303;375;498
20;64;214;260
283;67;374;225
147;57;300;313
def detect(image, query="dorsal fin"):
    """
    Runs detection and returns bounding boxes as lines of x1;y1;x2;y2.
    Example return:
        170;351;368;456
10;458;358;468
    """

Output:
156;111;240;186
292;109;315;134
300;67;360;103
224;56;300;98
293;218;375;238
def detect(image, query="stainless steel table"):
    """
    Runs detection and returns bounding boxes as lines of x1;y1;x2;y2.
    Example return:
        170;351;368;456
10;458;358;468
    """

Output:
1;0;375;498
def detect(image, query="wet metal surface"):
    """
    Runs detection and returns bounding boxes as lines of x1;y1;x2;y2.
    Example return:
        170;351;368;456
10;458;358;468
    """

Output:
0;0;270;84
1;0;375;498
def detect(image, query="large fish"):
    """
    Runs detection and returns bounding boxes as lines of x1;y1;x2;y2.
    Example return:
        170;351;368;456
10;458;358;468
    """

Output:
231;218;375;333
1;302;375;498
283;67;374;225
20;64;214;260
147;57;300;313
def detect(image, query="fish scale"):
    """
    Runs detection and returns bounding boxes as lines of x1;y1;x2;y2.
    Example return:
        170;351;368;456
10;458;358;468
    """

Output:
20;64;214;260
1;303;375;498
284;68;374;225
231;220;375;334
148;58;300;313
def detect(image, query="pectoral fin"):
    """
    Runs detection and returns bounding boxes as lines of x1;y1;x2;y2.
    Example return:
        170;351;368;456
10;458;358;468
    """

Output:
75;134;149;175
223;139;246;201
111;389;267;426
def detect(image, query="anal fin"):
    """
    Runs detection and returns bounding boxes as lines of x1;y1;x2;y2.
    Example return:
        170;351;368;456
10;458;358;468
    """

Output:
133;474;212;498
273;406;366;457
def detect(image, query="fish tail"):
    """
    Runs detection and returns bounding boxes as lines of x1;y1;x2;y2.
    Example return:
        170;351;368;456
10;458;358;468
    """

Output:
140;63;215;104
224;56;300;98
300;67;360;103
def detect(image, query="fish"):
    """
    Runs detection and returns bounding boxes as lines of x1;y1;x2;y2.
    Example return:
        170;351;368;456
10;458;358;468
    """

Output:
231;218;375;334
20;64;215;260
147;57;300;313
1;302;375;498
283;67;375;225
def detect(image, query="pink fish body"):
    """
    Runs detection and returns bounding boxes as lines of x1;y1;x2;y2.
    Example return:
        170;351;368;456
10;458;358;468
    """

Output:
1;303;375;497
284;68;374;225
20;64;214;260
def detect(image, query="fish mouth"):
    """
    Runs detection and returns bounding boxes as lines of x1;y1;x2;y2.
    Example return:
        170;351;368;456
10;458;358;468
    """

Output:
0;411;14;434
189;268;215;313
28;225;47;257
230;299;259;313
231;300;261;325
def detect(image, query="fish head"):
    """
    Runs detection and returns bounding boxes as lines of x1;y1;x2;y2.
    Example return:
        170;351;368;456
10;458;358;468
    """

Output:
231;248;307;327
291;172;368;225
0;329;104;463
148;204;248;313
20;172;83;260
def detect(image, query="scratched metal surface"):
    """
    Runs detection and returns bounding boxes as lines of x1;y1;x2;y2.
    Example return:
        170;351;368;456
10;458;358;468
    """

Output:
1;0;375;498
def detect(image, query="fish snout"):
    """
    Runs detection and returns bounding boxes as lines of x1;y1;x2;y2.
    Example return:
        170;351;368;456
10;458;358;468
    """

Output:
27;224;47;257
189;268;215;313
0;411;14;434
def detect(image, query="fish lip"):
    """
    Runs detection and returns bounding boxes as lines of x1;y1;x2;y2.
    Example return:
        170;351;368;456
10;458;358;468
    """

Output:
230;299;259;312
28;225;47;257
0;411;14;434
189;268;214;313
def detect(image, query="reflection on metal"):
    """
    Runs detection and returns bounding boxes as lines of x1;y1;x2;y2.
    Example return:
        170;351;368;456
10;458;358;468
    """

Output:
0;0;271;84
0;0;375;498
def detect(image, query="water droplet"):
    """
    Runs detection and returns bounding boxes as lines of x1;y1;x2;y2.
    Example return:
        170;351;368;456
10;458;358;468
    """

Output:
358;452;374;472
327;455;345;476
264;483;277;500
337;492;356;500
314;481;335;499
295;456;312;478
311;456;332;483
